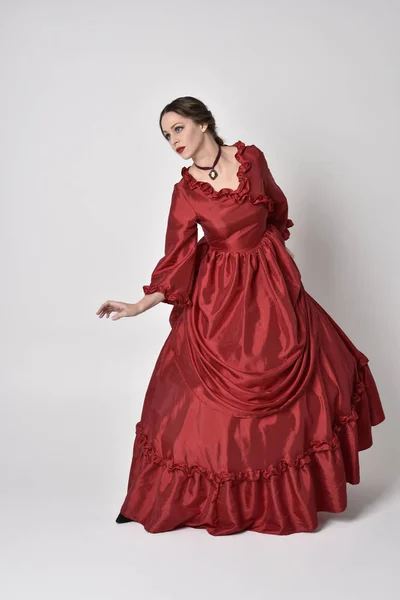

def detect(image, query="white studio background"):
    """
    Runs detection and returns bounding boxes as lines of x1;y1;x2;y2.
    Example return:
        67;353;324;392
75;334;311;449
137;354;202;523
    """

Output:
1;1;399;599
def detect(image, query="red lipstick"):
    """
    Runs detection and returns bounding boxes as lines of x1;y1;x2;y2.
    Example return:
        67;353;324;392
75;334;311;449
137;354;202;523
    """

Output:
176;146;185;154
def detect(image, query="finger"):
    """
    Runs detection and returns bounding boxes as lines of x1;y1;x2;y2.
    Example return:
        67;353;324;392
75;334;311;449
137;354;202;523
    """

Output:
99;301;113;312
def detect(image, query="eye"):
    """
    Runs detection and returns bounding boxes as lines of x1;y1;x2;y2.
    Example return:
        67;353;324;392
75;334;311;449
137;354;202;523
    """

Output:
165;125;183;141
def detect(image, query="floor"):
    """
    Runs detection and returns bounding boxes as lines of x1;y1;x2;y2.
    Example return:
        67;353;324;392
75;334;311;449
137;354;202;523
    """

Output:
2;377;399;600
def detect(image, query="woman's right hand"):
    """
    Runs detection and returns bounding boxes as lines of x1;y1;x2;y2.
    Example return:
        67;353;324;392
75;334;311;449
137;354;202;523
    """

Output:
96;300;142;320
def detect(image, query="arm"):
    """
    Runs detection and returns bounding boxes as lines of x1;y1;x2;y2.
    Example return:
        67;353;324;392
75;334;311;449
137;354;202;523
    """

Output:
136;290;166;313
96;185;199;321
142;183;199;308
257;148;294;243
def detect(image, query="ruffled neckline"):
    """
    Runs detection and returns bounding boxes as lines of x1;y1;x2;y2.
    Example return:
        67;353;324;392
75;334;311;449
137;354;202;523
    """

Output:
180;140;252;201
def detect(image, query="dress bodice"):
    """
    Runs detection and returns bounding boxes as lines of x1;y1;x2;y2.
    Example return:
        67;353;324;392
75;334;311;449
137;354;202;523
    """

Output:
179;141;292;252
143;140;294;308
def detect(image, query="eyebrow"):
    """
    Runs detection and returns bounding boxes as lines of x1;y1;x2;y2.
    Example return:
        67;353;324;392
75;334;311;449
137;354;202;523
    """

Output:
162;122;181;134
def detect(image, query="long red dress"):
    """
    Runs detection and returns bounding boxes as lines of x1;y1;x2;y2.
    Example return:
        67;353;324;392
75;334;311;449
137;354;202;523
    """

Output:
116;140;385;535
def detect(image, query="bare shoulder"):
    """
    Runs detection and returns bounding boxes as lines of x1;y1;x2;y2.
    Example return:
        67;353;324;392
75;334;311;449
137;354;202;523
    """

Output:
225;144;238;157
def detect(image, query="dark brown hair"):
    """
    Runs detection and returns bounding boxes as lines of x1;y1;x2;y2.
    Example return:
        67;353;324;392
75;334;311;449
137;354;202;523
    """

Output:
159;96;225;146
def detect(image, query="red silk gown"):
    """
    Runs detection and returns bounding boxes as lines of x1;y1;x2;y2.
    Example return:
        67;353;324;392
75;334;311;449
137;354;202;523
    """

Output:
117;141;385;535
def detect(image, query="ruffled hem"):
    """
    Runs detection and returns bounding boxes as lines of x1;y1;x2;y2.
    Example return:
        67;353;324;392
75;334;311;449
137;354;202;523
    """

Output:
142;283;192;308
128;356;369;483
118;356;385;535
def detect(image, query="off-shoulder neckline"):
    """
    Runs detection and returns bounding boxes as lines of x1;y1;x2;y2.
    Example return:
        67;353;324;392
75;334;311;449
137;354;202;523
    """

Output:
180;140;252;199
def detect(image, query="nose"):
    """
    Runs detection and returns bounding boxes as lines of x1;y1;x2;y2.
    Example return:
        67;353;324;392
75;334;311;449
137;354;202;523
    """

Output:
169;135;179;147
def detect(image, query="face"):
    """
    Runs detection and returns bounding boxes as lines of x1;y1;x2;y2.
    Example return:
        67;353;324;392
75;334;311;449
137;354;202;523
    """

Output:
161;111;205;158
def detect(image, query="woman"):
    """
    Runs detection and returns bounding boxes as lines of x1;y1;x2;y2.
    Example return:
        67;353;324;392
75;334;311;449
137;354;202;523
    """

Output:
96;96;385;536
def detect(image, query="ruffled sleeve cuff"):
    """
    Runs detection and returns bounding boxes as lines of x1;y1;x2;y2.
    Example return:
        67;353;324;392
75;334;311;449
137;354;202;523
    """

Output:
282;219;294;241
142;283;193;308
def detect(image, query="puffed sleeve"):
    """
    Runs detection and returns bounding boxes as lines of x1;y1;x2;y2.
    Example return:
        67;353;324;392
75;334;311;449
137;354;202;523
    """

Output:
143;183;198;308
257;148;294;241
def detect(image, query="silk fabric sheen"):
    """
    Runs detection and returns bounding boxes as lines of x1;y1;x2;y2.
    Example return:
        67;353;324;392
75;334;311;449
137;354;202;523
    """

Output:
118;141;385;535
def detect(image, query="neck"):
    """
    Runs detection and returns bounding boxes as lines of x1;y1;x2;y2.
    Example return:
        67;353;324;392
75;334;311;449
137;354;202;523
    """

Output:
192;137;223;167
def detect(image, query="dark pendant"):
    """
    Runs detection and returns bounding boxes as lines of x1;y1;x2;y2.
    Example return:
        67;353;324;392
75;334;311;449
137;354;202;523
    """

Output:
209;169;218;180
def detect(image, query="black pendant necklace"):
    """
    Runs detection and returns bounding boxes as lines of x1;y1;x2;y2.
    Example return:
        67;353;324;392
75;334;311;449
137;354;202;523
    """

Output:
193;144;222;181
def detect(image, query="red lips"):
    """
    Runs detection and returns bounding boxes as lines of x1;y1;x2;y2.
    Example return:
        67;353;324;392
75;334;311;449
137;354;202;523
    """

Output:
176;146;185;153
